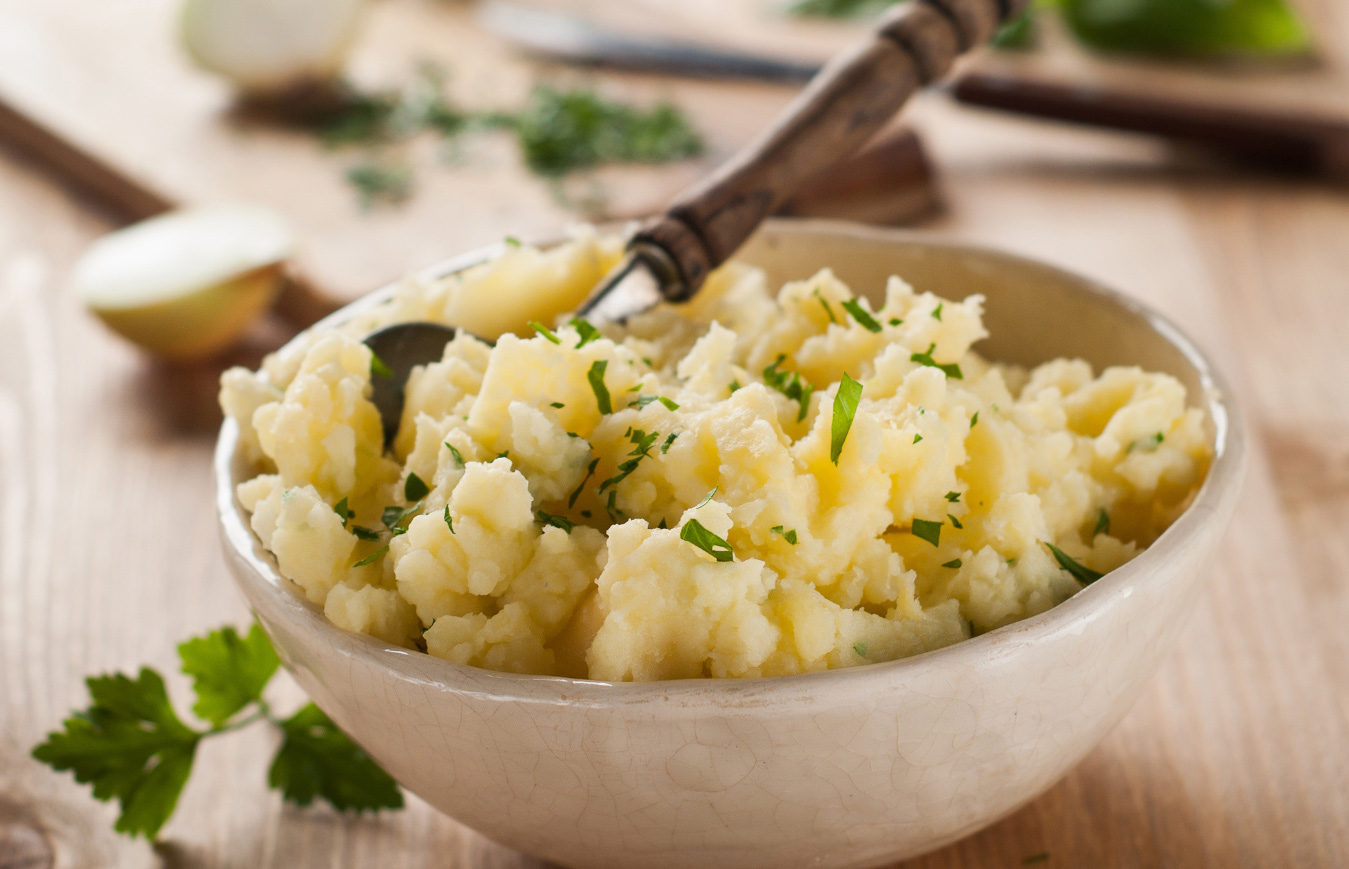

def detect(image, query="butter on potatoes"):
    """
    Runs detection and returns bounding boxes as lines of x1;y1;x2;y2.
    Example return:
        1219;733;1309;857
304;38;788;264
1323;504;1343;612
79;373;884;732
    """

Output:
222;231;1212;681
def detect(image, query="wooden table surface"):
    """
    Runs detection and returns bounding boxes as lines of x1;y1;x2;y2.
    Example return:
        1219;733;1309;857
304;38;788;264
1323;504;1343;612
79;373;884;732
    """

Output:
3;17;1349;869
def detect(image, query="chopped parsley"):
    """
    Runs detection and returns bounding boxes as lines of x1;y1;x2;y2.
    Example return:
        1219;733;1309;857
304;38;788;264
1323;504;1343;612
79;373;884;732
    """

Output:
679;519;734;562
771;525;799;545
763;355;816;422
369;350;393;379
813;289;839;324
333;497;353;527
598;429;661;494
830;373;863;465
729;379;742;394
841;298;883;332
889;317;903;326
550;401;565;409
853;642;867;657
932;302;943;321
351;526;382;541
695;486;718;508
911;518;942;547
945;491;961;503
570;317;602;348
404;472;430;502
632;395;680;411
948;513;963;529
605;489;622;522
942;558;963;569
587;360;612;414
909;343;963;379
442;504;454;534
971;411;979;428
347;161;413;209
353;545;389;567
913;433;923;444
1128;431;1166;453
530;321;560;344
661;432;678;453
536;511;574;533
568;457;600;508
1045;543;1104;584
1093;508;1111;538
444;442;464;466
504;236;522;247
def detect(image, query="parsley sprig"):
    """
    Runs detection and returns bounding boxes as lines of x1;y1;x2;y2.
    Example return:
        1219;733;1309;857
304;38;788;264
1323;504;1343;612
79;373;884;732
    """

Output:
32;623;401;841
763;355;816;423
910;343;963;379
598;428;661;494
830;373;863;464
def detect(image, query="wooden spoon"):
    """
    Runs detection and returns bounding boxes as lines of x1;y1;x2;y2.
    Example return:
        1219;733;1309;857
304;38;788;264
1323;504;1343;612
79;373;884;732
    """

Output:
367;0;1027;443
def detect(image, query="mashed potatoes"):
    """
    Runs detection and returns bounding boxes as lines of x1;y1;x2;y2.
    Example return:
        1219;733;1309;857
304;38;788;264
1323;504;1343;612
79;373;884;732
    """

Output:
221;230;1212;681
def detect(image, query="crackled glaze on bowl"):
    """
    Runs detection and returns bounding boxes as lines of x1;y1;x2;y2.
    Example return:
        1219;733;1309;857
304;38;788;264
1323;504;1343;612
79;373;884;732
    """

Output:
216;221;1245;869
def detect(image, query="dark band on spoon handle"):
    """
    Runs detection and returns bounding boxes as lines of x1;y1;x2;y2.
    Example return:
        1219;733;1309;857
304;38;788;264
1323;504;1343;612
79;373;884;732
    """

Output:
633;0;1027;299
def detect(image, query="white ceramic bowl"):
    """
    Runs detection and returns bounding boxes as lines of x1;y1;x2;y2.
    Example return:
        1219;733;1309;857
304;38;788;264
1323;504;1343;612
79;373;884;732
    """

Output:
216;220;1245;869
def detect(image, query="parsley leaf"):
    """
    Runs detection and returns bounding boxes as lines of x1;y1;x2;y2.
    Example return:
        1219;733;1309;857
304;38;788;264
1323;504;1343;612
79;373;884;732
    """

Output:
631;394;680;411
550;401;565;409
945;491;961;502
729;379;741;394
1045;543;1105;584
889;317;903;326
504;236;522;247
529;321;561;344
587;360;612;414
369;350;393;379
268;703;402;812
948;513;963;529
351;525;382;541
442;504;455;534
1094;508;1111;538
812;288;838;324
353;544;389;567
932;302;943;321
32;668;201;839
911;518;942;547
771;525;799;545
661;432;678;453
569;457;600;508
333;497;353;527
178;624;279;728
942;558;963;568
853;641;867;657
404;472;430;502
571;317;602;348
913;433;923;444
841;298;883;332
763;355;816;422
444;442;464;466
830;373;863;465
537;510;574;533
971;411;979;428
910;343;963;379
695;486;718;508
679;519;735;562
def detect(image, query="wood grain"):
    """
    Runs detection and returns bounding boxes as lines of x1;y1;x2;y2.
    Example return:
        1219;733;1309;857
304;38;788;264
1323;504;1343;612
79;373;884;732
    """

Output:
2;7;1349;869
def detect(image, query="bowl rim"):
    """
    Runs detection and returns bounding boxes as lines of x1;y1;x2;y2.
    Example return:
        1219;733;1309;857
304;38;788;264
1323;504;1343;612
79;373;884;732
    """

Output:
215;218;1246;703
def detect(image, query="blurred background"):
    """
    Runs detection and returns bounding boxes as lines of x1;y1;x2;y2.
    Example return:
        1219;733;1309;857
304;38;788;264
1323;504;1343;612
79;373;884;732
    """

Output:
1;1;1346;867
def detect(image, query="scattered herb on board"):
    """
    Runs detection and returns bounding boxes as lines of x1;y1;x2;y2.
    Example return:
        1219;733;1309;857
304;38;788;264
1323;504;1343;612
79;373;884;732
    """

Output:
509;86;704;177
911;518;942;547
830;373;863;464
679;519;735;562
1045;543;1105;584
31;623;401;840
587;360;613;414
841;298;883;333
910;343;963;379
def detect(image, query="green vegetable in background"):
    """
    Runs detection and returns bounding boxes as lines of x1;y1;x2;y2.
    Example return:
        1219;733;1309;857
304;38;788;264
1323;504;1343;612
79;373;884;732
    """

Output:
1054;0;1310;57
32;623;402;841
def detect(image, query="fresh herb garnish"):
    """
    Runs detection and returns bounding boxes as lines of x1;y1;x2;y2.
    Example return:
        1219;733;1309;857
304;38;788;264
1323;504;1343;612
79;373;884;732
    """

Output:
889;317;903;326
909;343;963;379
571;317;602;348
404;472;430;502
587;360;612;414
971;411;979;428
679;519;734;562
443;504;454;534
444;442;464;466
1094;508;1111;538
351;526;382;542
537;511;574;533
695;487;719;508
943;559;963;569
661;432;678;453
948;514;963;529
604;489;622;522
369;350;393;379
550;401;565;409
813;288;839;325
504;236;522;247
771;525;799;545
932;302;943;321
945;491;961;503
569;457;600;508
853;641;867;657
353;545;389;567
830;373;863;465
911;518;942;547
599;429;661;493
347;161;413;210
913;433;923;444
31;623;400;840
729;379;742;393
763;355;816;423
333;497;353;527
631;395;680;411
530;321;561;344
1045;543;1105;584
841;298;883;333
268;702;403;812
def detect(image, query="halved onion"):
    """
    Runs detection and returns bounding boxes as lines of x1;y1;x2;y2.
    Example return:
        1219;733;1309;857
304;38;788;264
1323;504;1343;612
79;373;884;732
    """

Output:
74;204;294;360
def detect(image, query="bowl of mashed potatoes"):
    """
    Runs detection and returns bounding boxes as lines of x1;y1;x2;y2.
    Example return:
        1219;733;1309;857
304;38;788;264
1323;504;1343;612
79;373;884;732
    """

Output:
216;219;1244;868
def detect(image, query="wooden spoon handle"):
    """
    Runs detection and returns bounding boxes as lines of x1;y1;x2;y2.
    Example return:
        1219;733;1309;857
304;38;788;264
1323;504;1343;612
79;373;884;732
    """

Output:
633;0;1026;298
